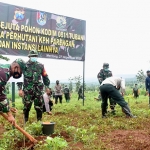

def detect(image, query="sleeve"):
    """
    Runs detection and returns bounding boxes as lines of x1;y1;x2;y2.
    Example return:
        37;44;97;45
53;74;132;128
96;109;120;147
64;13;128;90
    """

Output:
0;99;10;113
43;94;50;112
16;82;23;90
42;67;50;87
109;71;113;77
120;79;125;94
97;70;104;85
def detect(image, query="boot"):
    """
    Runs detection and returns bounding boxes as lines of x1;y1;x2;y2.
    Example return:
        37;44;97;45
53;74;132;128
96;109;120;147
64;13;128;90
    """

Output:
122;105;136;118
110;109;116;115
23;110;29;123
36;111;42;121
102;107;107;118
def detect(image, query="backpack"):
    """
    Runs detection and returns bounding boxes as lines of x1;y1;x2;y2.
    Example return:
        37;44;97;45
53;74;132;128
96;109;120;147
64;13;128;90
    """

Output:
64;88;69;94
78;88;82;94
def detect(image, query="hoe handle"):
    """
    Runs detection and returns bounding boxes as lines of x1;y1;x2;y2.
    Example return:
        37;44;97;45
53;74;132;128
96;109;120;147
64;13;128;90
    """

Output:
0;113;37;143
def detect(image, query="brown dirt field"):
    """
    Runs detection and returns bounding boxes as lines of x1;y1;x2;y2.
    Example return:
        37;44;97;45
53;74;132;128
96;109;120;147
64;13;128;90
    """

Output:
100;130;150;150
0;124;5;139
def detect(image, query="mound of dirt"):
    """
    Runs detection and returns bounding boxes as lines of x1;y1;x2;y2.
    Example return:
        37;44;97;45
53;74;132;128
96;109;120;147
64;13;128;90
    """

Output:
102;130;150;150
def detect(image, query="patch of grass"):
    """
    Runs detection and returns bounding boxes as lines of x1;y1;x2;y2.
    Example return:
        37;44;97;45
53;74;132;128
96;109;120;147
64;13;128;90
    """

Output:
1;91;150;149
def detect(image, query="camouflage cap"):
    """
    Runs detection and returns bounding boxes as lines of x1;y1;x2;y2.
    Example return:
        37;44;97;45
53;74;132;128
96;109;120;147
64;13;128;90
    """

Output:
13;58;26;72
28;50;38;57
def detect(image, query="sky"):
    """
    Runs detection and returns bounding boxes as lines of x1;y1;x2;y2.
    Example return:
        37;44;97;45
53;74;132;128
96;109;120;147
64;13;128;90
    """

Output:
1;0;150;83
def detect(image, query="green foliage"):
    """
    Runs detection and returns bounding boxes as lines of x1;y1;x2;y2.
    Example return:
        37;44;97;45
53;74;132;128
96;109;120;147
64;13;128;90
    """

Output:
0;54;9;61
136;69;146;84
0;129;23;150
25;121;43;135
34;136;68;150
73;75;82;92
68;77;73;92
45;136;68;150
1;88;150;149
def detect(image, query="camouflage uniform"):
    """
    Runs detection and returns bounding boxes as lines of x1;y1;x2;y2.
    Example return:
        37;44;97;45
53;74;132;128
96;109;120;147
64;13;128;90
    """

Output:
5;83;10;94
0;64;11;113
17;50;50;122
63;86;70;103
97;63;116;112
0;59;26;113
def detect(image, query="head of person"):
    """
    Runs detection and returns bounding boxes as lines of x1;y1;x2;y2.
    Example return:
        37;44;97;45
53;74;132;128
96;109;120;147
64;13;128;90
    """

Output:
28;50;38;63
147;70;150;77
135;84;137;87
65;85;67;88
45;88;51;96
10;58;26;79
56;80;59;85
103;63;109;72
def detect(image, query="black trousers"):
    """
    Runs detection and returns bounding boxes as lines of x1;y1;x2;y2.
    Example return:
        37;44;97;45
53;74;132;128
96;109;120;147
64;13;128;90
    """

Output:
55;95;62;104
43;101;53;112
109;97;116;110
78;93;83;100
100;84;127;115
133;91;139;98
64;93;70;102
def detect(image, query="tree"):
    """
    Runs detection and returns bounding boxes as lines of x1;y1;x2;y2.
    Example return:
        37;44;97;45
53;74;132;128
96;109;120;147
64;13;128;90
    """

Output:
0;54;9;61
136;70;146;84
61;83;65;92
68;77;73;92
73;75;82;92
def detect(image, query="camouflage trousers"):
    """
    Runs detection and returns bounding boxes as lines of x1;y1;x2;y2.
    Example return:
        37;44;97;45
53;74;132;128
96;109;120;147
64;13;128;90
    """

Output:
0;99;10;113
22;85;44;112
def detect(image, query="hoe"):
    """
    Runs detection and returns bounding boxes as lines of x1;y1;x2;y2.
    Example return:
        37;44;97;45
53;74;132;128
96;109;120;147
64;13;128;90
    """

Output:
0;112;37;149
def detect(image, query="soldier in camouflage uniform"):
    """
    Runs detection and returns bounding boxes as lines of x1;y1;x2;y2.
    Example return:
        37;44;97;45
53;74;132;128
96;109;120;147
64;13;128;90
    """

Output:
17;50;50;122
0;58;26;124
97;63;116;114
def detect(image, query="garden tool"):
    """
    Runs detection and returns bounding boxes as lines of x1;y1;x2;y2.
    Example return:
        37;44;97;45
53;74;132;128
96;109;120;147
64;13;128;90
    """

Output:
0;112;37;144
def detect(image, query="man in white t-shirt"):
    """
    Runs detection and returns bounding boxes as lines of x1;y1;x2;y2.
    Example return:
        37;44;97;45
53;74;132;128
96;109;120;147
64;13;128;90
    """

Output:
100;77;136;118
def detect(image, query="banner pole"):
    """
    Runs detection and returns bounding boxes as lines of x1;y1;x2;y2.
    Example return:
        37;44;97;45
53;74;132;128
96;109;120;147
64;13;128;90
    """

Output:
12;82;15;129
12;82;15;108
83;60;85;106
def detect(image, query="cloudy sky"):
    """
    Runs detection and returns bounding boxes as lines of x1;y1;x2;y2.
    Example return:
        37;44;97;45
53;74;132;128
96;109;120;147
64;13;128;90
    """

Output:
1;0;150;83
